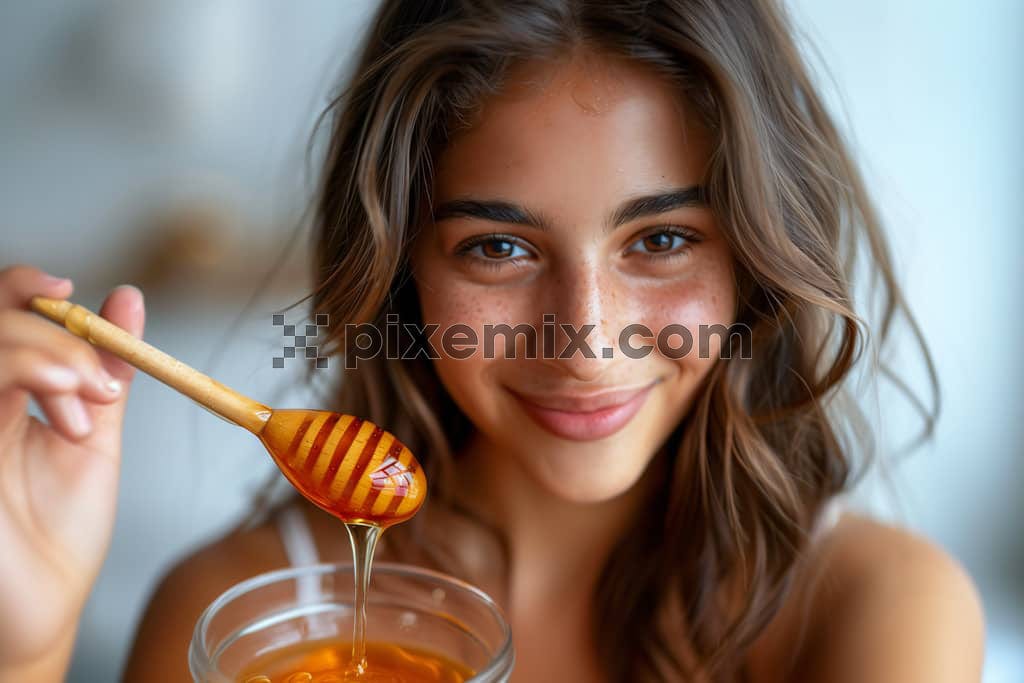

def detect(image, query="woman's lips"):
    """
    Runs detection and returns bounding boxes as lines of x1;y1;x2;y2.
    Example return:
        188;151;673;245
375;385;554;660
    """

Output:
508;381;659;442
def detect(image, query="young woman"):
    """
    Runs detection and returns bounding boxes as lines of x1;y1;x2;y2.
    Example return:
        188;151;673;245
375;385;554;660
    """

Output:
0;1;985;681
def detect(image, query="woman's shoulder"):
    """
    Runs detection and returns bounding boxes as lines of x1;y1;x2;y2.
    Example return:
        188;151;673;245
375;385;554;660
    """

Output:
748;509;985;682
121;512;290;681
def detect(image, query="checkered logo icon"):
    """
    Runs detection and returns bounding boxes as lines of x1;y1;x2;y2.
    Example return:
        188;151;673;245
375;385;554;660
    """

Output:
272;313;329;369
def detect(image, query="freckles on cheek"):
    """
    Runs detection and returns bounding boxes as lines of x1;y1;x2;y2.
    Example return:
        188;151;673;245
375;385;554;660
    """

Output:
642;280;731;329
419;284;520;334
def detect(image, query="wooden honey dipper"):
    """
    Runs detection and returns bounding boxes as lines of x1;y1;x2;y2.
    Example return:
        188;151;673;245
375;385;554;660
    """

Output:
28;295;426;527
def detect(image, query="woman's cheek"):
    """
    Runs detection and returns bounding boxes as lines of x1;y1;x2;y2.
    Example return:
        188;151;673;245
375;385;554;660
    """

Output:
419;278;521;353
415;279;515;406
637;275;736;368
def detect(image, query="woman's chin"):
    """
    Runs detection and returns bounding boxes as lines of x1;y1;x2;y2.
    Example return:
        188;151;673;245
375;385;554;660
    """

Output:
524;446;654;505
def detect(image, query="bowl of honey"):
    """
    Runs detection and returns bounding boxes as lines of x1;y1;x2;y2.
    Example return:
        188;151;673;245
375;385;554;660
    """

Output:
189;562;514;683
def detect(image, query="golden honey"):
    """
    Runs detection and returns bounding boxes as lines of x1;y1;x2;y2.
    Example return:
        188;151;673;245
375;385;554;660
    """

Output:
253;410;438;679
257;409;427;526
237;639;475;683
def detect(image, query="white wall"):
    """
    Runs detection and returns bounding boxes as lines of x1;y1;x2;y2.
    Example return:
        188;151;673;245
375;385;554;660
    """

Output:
0;1;1020;680
787;2;1024;678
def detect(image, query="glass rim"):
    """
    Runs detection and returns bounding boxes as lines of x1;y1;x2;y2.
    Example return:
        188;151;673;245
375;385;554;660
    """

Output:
189;560;514;682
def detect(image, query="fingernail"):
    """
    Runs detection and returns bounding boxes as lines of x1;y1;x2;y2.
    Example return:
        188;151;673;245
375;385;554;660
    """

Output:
40;365;78;388
43;273;71;287
67;399;92;436
96;367;119;394
116;284;144;310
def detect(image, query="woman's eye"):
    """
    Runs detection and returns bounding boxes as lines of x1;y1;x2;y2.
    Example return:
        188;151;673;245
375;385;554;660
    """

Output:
626;228;696;257
456;235;532;263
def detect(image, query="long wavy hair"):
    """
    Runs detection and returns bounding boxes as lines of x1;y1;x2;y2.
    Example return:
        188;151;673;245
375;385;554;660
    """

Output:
248;1;938;680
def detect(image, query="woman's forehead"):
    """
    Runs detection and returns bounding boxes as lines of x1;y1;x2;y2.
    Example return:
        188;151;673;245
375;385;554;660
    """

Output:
433;50;711;212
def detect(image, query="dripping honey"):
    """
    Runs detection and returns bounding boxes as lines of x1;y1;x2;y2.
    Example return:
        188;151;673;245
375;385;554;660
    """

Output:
251;409;452;680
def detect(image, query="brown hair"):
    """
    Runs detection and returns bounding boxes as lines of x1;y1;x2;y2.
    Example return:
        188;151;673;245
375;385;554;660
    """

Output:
255;1;938;680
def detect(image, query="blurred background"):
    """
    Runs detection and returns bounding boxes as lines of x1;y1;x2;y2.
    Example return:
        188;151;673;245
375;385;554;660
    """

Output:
0;1;1020;680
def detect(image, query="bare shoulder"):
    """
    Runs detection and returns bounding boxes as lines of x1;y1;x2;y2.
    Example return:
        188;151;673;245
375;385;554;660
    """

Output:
121;518;287;682
750;511;986;683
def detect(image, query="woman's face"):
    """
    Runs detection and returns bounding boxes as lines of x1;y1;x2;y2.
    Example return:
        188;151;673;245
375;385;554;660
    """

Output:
411;48;736;504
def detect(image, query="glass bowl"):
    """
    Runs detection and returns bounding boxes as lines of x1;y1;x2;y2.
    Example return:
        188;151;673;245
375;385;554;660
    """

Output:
189;561;514;682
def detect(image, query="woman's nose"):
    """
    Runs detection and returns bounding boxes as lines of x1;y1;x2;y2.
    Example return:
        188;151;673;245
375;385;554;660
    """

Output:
537;264;622;383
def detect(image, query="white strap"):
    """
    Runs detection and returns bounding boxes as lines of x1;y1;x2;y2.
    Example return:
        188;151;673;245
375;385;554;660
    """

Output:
811;496;844;542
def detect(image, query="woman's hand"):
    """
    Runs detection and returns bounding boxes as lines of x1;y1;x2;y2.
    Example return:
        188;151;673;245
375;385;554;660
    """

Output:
0;264;145;678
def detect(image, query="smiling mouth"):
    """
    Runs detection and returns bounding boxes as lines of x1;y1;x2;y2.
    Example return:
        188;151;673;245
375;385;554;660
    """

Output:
507;379;661;442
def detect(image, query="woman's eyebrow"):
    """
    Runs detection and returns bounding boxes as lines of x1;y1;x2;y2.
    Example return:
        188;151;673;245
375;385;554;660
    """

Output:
609;186;709;229
432;185;708;233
